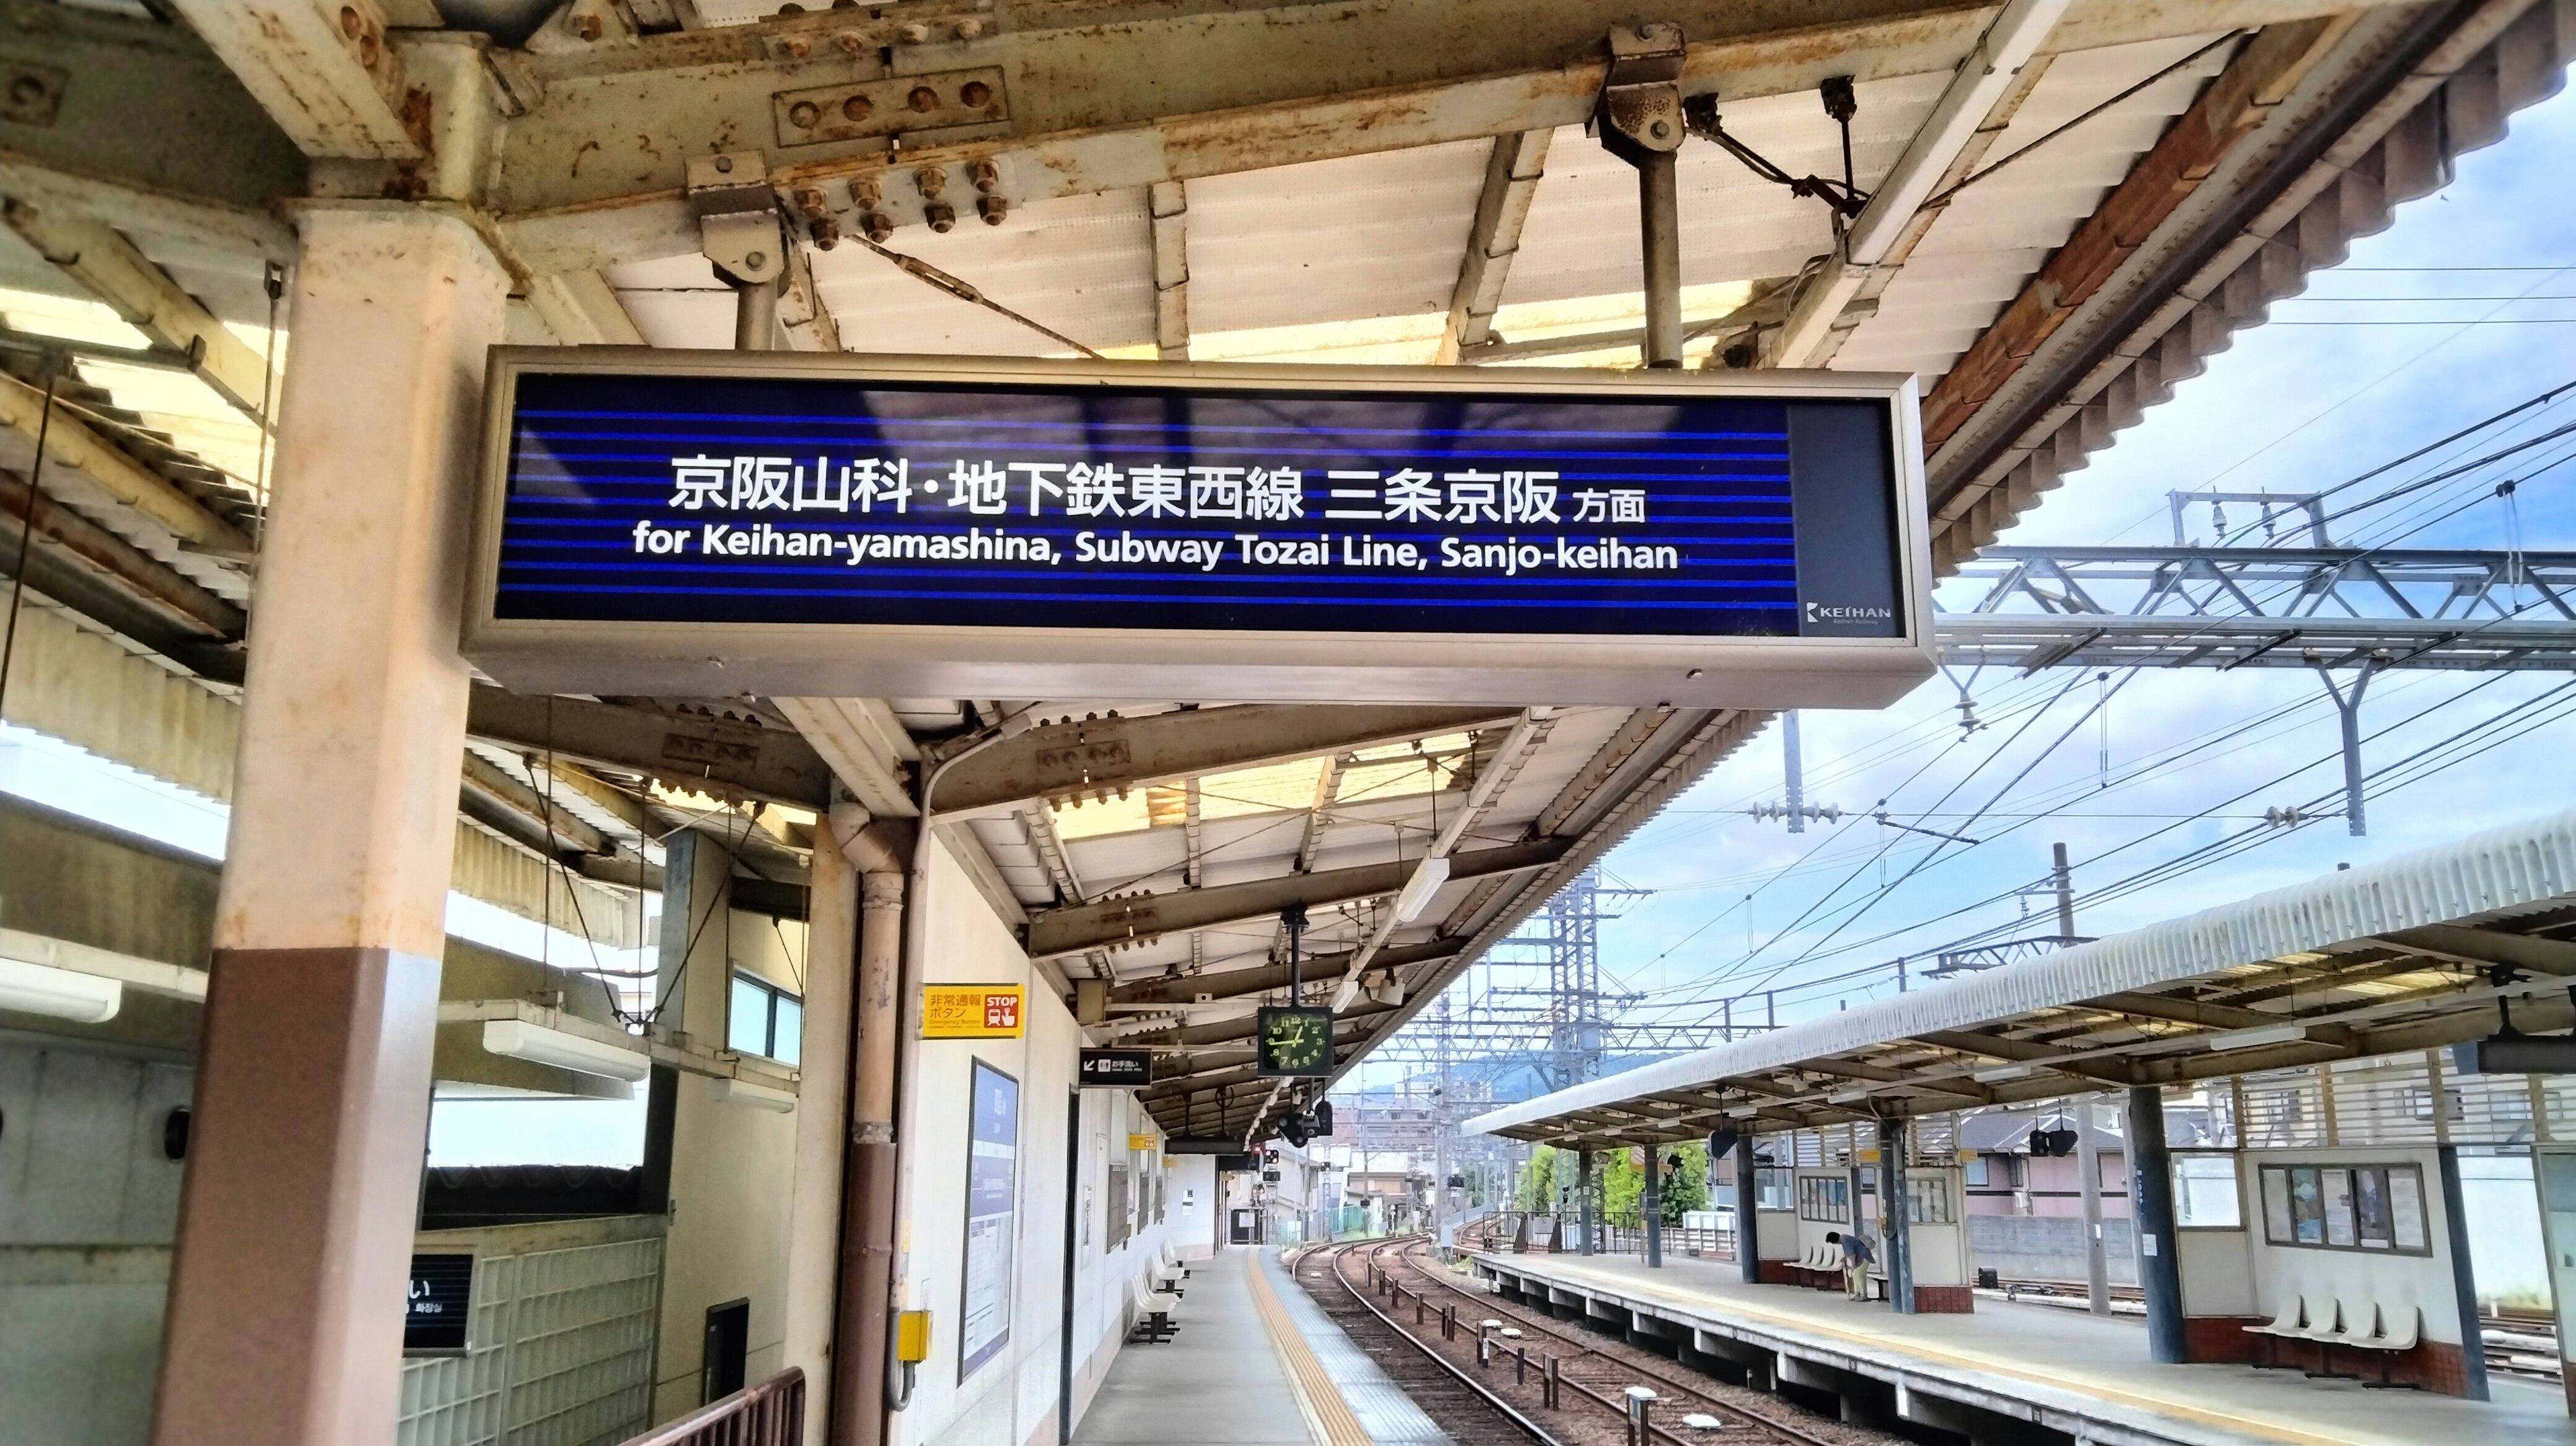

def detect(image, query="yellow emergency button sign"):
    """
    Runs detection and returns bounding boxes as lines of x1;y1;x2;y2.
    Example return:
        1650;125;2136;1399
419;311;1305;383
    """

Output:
922;983;1026;1038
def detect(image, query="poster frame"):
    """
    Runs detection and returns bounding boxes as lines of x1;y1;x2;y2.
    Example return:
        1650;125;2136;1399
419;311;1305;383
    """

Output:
959;1057;1021;1382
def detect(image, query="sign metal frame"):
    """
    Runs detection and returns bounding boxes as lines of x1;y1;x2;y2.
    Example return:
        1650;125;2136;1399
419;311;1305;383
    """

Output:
466;349;1934;708
1079;1048;1155;1089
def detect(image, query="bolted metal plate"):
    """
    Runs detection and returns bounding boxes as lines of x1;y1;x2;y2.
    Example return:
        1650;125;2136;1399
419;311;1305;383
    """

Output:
772;66;1007;147
0;58;66;127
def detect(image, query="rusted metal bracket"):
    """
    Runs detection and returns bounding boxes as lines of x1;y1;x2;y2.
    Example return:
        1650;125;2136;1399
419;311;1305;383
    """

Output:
1593;22;1686;165
686;150;787;288
1593;23;1687;368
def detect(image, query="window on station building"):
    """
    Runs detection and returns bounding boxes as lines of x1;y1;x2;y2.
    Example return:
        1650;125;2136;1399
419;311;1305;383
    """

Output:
727;972;803;1064
1902;1175;1953;1225
1796;1174;1849;1223
1107;1162;1131;1250
1754;1167;1794;1211
1964;1155;1992;1188
2172;1153;2244;1229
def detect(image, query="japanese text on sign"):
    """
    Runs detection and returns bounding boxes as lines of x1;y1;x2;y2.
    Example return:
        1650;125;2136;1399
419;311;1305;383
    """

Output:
922;985;1026;1040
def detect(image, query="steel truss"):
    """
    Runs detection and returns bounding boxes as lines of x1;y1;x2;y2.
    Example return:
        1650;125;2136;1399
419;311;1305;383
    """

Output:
1936;546;2576;673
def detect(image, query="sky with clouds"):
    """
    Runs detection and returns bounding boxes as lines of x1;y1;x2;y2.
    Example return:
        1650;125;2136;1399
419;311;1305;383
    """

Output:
1361;65;2576;1098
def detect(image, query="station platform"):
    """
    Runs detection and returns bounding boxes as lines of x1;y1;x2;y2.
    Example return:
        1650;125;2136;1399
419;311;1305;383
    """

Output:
1073;1245;1448;1446
1472;1249;2573;1446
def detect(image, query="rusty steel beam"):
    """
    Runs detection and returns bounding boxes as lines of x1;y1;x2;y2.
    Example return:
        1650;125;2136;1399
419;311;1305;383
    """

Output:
1108;938;1462;1006
1024;836;1568;961
1436;128;1550;362
466;686;836;808
927;703;1511;816
1919;16;2357;453
464;0;2418;274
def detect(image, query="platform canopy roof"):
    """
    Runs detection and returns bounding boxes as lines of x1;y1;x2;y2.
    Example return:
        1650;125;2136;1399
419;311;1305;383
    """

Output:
1463;803;2576;1150
0;1;2571;1139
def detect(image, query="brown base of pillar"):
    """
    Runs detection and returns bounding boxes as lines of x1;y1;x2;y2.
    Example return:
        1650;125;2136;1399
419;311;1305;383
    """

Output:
833;1137;900;1446
154;946;443;1446
1909;1285;1976;1313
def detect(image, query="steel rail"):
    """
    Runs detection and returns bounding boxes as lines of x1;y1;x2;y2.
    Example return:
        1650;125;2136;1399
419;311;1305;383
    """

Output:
1309;1237;1566;1446
1379;1238;1843;1446
1354;1238;1711;1446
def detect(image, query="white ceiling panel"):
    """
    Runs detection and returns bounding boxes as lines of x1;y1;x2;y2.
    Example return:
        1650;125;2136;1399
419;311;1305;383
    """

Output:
1185;139;1490;335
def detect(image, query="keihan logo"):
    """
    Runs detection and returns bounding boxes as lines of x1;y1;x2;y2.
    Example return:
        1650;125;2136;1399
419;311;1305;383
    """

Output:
1807;602;1894;622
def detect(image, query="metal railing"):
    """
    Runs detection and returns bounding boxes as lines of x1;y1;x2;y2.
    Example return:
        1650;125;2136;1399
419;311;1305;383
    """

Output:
618;1368;803;1446
1476;1211;1739;1262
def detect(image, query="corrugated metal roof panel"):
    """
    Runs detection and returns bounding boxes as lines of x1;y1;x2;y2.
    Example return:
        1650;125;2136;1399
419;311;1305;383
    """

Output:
1464;801;2576;1137
1185;140;1489;335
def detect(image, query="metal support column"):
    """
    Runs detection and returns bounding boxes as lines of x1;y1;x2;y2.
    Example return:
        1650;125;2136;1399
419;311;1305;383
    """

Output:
1578;1149;1597;1255
735;276;780;351
2077;1096;2110;1314
1594;23;1687;370
2316;660;2381;837
1880;1118;1913;1313
2436;1146;2493;1400
1638;150;1681;368
2127;1085;2186;1363
1735;1132;1760;1284
1643;1149;1663;1268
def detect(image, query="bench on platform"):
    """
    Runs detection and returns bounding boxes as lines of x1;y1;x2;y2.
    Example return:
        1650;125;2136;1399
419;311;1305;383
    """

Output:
1151;1243;1189;1296
1792;1243;1847;1289
1126;1273;1181;1343
2306;1300;2421;1387
2243;1296;2312;1368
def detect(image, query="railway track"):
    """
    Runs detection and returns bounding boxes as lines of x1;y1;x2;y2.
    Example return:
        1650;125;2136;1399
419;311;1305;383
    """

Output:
1294;1236;1886;1446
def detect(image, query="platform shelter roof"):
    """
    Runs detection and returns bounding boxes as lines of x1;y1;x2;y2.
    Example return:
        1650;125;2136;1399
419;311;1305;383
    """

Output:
3;1;2574;1142
1464;803;2576;1148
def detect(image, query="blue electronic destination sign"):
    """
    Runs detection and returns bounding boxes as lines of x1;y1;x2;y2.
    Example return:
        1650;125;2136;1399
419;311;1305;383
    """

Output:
487;368;1905;641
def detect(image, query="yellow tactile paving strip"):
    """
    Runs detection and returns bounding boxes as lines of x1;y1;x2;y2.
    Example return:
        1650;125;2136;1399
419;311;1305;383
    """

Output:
1247;1247;1375;1446
1508;1255;2382;1446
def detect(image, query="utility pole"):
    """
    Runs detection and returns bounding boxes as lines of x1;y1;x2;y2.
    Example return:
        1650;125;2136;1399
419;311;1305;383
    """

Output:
1432;995;1453;1249
2052;843;2076;938
2077;1095;2110;1315
1784;710;1807;834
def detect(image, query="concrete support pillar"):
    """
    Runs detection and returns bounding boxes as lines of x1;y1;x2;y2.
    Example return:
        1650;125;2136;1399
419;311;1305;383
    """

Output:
2076;1097;2110;1314
784;820;860;1443
1735;1133;1760;1284
152;209;506;1446
1880;1117;1913;1313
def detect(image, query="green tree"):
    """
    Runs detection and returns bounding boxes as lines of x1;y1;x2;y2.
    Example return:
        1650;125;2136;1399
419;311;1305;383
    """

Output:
1517;1146;1562;1210
1601;1144;1711;1225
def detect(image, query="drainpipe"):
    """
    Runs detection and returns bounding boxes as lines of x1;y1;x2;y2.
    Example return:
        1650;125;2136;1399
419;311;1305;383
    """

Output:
829;803;912;1446
861;712;1034;1444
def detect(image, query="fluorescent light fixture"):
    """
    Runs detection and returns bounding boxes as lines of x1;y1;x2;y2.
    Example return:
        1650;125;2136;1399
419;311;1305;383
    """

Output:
712;1078;797;1113
2206;1023;2307;1053
1725;1105;1760;1119
1826;1087;1871;1105
0;955;121;1023
482;1019;651;1082
1391;856;1452;924
1972;1064;2040;1084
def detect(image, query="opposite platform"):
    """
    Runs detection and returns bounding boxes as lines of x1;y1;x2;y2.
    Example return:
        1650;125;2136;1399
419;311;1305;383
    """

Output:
1473;1249;2574;1446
